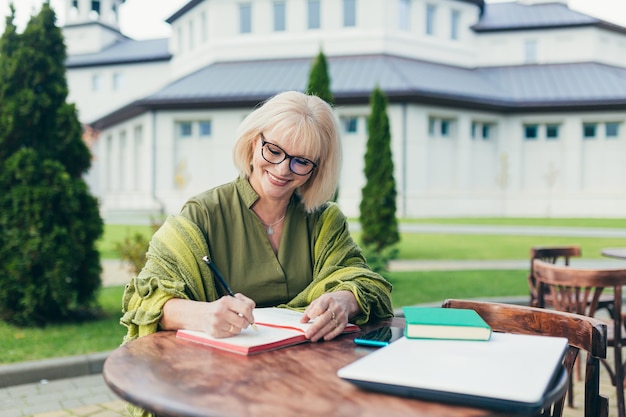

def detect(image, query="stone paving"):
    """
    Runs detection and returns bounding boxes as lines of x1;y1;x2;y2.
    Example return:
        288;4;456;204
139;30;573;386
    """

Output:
1;374;127;417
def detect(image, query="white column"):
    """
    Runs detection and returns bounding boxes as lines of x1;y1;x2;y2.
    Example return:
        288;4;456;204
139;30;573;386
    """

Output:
455;114;472;190
79;0;91;21
561;117;582;192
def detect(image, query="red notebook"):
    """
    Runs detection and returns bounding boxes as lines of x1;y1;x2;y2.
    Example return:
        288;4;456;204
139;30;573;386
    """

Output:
176;307;359;355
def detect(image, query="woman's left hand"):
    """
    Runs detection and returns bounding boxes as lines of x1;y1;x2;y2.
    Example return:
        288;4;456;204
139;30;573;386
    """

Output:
301;290;361;342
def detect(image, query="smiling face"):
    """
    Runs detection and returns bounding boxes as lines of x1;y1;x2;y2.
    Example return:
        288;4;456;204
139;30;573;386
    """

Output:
248;130;316;204
233;91;341;212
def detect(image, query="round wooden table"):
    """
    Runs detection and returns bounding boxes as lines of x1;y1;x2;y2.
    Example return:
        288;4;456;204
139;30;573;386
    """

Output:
103;318;515;417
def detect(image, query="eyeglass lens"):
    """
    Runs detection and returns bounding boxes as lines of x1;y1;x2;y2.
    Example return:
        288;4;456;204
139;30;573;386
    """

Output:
261;136;317;176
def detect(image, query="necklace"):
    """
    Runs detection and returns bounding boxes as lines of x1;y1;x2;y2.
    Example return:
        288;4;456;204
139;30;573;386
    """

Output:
260;215;286;235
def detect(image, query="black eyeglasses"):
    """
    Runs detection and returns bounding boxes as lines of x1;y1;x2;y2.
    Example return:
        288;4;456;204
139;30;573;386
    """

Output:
260;133;318;176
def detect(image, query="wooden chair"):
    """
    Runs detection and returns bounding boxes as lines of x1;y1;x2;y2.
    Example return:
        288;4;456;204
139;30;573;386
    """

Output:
529;246;615;407
529;246;614;315
528;246;581;308
442;298;608;417
533;259;626;417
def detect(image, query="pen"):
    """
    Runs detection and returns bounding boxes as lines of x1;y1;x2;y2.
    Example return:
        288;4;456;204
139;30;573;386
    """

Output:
202;256;258;331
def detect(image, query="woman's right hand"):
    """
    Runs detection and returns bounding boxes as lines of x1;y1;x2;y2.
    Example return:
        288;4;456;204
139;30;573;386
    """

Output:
161;294;256;338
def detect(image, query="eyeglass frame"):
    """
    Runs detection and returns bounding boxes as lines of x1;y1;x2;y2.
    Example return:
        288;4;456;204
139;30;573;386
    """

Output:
259;133;318;176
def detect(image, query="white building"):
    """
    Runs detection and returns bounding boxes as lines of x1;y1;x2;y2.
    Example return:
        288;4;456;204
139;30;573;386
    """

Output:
62;0;626;222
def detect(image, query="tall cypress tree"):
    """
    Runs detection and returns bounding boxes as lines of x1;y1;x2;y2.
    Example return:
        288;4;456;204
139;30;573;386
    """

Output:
359;86;399;253
306;50;334;105
0;4;103;325
306;49;338;200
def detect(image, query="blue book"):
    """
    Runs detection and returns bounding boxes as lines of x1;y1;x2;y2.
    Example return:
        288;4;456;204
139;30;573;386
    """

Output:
402;307;492;341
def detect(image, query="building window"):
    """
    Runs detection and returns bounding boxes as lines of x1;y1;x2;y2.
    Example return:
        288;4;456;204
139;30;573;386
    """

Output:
440;119;451;136
450;10;460;40
398;0;410;31
481;124;491;140
472;122;494;141
426;4;436;36
583;123;597;139
177;122;193;139
239;3;252;33
273;1;286;31
91;0;101;15
308;0;321;29
199;121;212;138
342;117;358;134
546;124;560;139
524;124;538;140
91;73;102;91
606;122;620;138
429;117;455;138
343;0;356;27
112;72;123;91
524;39;537;63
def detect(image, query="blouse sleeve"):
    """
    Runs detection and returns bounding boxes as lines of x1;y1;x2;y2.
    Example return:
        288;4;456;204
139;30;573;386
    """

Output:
120;215;219;343
283;203;394;324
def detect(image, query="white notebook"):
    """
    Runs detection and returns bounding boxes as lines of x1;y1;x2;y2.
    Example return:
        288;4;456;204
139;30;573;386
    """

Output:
338;332;568;413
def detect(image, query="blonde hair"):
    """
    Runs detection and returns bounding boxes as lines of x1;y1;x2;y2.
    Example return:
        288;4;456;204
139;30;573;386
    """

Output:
233;91;342;212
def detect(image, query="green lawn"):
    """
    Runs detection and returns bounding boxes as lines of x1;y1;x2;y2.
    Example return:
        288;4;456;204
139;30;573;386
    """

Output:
0;286;126;364
395;217;626;228
393;233;625;260
387;270;528;307
2;217;624;364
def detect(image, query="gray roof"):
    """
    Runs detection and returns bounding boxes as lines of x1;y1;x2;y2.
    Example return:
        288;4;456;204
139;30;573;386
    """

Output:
473;2;626;34
91;54;626;129
144;55;626;107
142;55;508;104
66;38;171;68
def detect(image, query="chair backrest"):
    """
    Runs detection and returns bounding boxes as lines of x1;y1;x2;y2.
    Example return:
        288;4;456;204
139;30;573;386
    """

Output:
528;246;581;307
442;298;608;417
532;259;626;320
531;246;582;264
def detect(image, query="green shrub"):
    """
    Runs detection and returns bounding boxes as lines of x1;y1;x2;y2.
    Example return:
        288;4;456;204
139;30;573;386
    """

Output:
114;220;162;275
0;149;103;326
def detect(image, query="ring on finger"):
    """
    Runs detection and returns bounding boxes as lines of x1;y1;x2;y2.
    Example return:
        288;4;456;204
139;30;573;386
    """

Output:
329;310;339;328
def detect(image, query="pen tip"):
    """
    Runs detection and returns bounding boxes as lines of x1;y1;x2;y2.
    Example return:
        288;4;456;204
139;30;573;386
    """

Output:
252;323;259;332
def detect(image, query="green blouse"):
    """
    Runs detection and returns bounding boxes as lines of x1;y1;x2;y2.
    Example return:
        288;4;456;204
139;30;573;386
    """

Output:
180;176;327;306
121;176;393;342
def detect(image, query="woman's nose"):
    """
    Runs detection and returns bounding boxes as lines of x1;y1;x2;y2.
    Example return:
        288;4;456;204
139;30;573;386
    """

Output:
277;158;292;175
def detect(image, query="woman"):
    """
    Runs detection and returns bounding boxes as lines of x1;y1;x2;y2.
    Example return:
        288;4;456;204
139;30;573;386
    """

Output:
121;90;393;346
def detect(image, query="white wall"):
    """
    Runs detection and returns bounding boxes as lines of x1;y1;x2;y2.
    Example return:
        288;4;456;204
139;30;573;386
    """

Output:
67;61;171;124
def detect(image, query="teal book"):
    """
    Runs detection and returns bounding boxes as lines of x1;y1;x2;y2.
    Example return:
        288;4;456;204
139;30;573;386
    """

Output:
402;307;492;341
